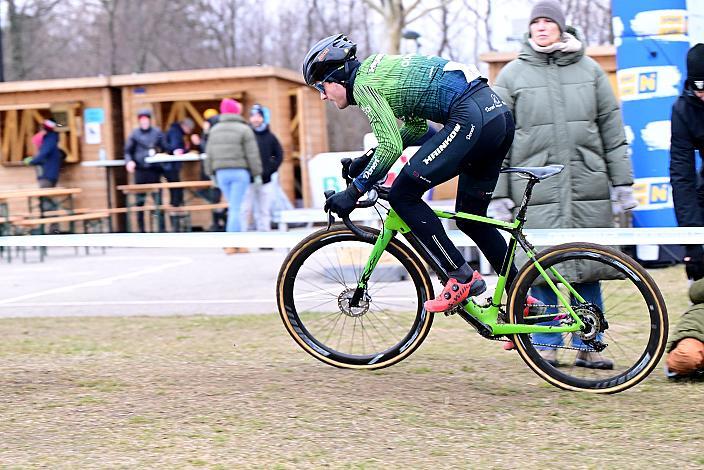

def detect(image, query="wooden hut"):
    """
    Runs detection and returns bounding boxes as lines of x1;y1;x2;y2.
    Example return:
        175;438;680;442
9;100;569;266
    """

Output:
112;66;327;211
0;76;122;218
0;66;327;230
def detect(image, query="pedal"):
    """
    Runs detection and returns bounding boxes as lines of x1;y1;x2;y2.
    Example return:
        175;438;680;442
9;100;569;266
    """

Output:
444;305;464;316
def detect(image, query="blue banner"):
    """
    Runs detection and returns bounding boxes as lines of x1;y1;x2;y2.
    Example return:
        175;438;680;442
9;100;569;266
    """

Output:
613;1;693;228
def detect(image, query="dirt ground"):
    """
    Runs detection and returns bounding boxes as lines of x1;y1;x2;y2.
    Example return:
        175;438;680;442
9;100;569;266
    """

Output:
0;266;701;468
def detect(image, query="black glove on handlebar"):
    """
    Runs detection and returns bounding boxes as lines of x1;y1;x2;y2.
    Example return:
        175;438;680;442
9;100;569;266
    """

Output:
324;184;362;218
348;147;376;179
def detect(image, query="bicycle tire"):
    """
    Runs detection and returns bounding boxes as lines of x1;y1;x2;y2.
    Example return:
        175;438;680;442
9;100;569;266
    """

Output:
508;242;668;393
277;224;434;369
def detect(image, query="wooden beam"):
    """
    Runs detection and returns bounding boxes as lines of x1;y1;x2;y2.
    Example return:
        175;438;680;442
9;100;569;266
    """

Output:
183;101;204;126
165;102;181;127
0;103;51;111
2;110;16;160
132;90;245;103
66;108;79;163
296;88;311;208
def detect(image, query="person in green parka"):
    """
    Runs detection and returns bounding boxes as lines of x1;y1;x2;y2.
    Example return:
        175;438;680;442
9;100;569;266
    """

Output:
665;278;704;379
491;1;638;369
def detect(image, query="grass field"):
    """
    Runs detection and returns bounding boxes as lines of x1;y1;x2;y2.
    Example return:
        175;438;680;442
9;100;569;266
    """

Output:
0;266;701;468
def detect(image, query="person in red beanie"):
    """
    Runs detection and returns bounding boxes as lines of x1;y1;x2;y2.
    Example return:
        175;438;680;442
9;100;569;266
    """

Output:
204;98;262;254
24;119;63;189
219;98;241;115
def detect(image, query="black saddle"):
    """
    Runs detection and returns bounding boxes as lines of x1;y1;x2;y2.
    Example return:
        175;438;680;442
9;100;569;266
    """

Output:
500;165;564;180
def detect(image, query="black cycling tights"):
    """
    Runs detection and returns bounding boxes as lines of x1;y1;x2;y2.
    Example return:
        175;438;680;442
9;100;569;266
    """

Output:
388;85;518;285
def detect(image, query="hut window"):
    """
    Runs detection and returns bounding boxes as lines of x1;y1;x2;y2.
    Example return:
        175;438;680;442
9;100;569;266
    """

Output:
0;104;82;166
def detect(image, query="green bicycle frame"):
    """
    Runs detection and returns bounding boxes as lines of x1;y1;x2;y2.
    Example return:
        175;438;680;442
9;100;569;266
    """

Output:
352;207;585;338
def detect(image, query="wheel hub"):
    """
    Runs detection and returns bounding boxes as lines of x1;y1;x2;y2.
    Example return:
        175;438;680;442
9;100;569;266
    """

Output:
338;289;371;317
575;306;602;342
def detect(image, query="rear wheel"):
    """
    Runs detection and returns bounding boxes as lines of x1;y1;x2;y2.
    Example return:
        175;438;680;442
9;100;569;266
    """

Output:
508;242;667;393
277;225;434;369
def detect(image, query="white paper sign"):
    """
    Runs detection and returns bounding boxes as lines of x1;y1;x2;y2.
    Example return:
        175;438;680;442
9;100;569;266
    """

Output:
85;122;102;144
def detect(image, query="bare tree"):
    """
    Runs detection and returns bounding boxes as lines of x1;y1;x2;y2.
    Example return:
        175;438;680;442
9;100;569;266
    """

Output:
463;0;495;53
362;0;446;53
563;0;612;45
5;0;62;80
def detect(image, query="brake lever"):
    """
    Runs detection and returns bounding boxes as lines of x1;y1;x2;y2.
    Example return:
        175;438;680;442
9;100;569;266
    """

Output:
340;158;352;184
324;189;336;230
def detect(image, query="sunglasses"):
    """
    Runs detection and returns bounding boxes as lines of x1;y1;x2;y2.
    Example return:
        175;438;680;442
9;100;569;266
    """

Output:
312;67;343;93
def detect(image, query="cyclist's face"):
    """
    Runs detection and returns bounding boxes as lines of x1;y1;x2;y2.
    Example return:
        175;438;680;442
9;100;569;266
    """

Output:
695;90;704;101
530;17;561;47
319;82;349;109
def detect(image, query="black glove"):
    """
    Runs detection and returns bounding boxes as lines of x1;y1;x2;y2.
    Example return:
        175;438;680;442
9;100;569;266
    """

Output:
685;245;704;281
685;257;704;281
348;148;376;178
324;185;362;218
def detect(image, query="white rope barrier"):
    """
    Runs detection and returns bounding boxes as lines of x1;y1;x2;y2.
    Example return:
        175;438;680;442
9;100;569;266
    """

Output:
0;227;703;248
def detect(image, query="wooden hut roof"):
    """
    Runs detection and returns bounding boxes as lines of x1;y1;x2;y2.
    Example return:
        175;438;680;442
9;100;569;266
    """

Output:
0;66;304;94
110;66;305;86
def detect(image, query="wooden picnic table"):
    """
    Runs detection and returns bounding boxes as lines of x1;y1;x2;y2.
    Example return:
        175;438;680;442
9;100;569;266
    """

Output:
0;187;81;218
0;187;82;200
144;153;206;164
0;187;83;237
117;180;215;232
116;180;213;193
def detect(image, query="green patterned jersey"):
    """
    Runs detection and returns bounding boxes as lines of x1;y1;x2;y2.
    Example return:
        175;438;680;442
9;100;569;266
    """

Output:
351;53;482;191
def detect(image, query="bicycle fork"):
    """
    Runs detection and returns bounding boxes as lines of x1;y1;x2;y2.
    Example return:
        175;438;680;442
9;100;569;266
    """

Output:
349;225;397;307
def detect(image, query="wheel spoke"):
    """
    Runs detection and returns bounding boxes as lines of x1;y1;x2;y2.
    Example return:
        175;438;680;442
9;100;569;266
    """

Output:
513;245;666;392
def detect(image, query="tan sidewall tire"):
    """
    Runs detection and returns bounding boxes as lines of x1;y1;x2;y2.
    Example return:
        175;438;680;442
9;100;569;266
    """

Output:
276;225;435;369
507;242;668;393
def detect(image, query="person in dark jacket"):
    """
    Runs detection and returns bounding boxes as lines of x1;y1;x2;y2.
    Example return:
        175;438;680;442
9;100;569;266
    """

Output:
670;43;704;281
24;119;62;188
163;117;195;208
24;119;64;213
241;104;283;232
124;109;169;232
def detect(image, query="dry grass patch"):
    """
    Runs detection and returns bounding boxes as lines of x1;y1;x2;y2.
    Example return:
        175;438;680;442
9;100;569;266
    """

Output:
0;266;701;468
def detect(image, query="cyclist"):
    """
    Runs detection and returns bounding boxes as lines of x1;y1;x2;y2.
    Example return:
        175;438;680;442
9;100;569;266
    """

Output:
303;34;525;313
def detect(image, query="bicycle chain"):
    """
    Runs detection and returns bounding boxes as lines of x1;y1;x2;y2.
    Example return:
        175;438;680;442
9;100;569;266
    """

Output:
490;303;601;352
488;335;599;352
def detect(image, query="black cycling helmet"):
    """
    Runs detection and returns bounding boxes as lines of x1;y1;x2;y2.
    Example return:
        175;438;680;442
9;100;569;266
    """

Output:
302;34;357;88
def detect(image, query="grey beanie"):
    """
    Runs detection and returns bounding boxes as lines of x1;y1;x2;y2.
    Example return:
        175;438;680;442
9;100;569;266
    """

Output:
530;1;566;33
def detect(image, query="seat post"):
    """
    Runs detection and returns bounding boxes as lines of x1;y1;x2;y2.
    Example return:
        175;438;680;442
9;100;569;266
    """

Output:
514;177;539;227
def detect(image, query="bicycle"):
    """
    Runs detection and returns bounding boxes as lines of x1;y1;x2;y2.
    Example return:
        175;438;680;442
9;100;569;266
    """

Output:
276;160;668;393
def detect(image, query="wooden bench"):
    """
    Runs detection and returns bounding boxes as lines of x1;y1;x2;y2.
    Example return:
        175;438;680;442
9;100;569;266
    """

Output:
13;208;93;218
105;204;227;232
162;203;228;232
13;212;110;234
11;212;110;261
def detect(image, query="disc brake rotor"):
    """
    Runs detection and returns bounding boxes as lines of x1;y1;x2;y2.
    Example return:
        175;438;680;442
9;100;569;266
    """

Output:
338;289;371;317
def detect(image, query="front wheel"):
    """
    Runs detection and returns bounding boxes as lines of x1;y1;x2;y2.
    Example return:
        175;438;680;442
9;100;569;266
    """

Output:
276;225;434;369
508;242;668;393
